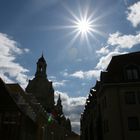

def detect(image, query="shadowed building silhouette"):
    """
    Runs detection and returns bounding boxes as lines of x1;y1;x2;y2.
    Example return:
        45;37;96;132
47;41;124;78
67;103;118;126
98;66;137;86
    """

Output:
80;51;140;140
0;78;37;140
0;54;79;140
25;54;79;140
26;54;55;111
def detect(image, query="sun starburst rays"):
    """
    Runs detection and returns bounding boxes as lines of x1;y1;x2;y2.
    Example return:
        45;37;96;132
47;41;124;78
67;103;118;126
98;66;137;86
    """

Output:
47;4;105;49
64;5;105;47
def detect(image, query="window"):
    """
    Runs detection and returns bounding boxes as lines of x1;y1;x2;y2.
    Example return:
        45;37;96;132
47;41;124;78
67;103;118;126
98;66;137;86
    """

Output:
128;117;139;130
125;92;136;104
126;66;139;80
103;120;109;133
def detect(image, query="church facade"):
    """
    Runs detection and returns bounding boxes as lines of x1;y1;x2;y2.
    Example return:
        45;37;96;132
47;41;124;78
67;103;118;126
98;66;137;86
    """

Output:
0;54;79;140
26;55;55;111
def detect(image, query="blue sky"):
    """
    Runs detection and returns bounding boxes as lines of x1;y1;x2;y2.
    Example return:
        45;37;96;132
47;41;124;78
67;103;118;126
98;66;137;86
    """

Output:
0;0;140;133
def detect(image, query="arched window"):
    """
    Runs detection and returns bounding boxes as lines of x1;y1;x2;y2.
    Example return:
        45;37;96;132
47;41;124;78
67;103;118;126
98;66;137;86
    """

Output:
125;65;139;80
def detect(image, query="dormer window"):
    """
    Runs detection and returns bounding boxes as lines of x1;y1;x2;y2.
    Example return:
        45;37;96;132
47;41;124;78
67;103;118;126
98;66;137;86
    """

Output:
126;65;139;80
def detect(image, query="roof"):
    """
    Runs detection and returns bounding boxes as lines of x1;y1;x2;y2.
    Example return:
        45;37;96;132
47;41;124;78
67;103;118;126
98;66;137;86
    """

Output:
6;83;25;95
38;54;46;63
107;51;140;71
0;78;20;110
101;51;140;83
5;83;37;121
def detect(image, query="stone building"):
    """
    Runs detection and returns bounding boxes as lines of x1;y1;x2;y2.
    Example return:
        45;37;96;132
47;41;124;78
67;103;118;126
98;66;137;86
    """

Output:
0;54;79;140
26;54;73;139
0;78;37;140
26;55;55;111
80;51;140;140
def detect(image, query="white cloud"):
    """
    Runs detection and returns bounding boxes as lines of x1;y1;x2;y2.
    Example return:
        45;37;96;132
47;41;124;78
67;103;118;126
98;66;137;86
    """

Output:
60;69;69;77
127;1;140;27
53;81;64;87
48;76;56;80
24;48;30;53
70;70;100;79
0;33;29;87
71;121;80;133
55;91;86;107
63;72;68;76
71;71;84;79
108;32;140;49
55;91;86;134
96;32;134;70
96;45;110;55
49;76;67;88
70;30;139;80
53;80;67;88
96;51;127;70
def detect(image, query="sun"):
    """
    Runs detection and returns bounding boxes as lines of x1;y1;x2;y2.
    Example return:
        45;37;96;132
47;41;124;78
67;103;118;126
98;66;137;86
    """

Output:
76;18;91;34
73;15;95;39
62;4;104;46
51;4;105;48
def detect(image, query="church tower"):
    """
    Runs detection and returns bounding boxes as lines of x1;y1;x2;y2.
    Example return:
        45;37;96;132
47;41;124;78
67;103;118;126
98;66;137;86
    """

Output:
26;54;54;111
35;54;47;78
56;94;63;116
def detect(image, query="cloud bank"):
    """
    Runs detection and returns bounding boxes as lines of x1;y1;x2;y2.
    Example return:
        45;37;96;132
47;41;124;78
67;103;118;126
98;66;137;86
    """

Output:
55;91;86;134
70;70;100;80
127;1;140;27
0;33;29;87
108;32;140;49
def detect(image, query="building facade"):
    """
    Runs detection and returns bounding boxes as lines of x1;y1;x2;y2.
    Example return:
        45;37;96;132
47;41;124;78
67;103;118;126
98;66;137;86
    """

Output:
0;54;79;140
0;78;37;140
80;52;140;140
25;55;73;140
26;55;55;111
